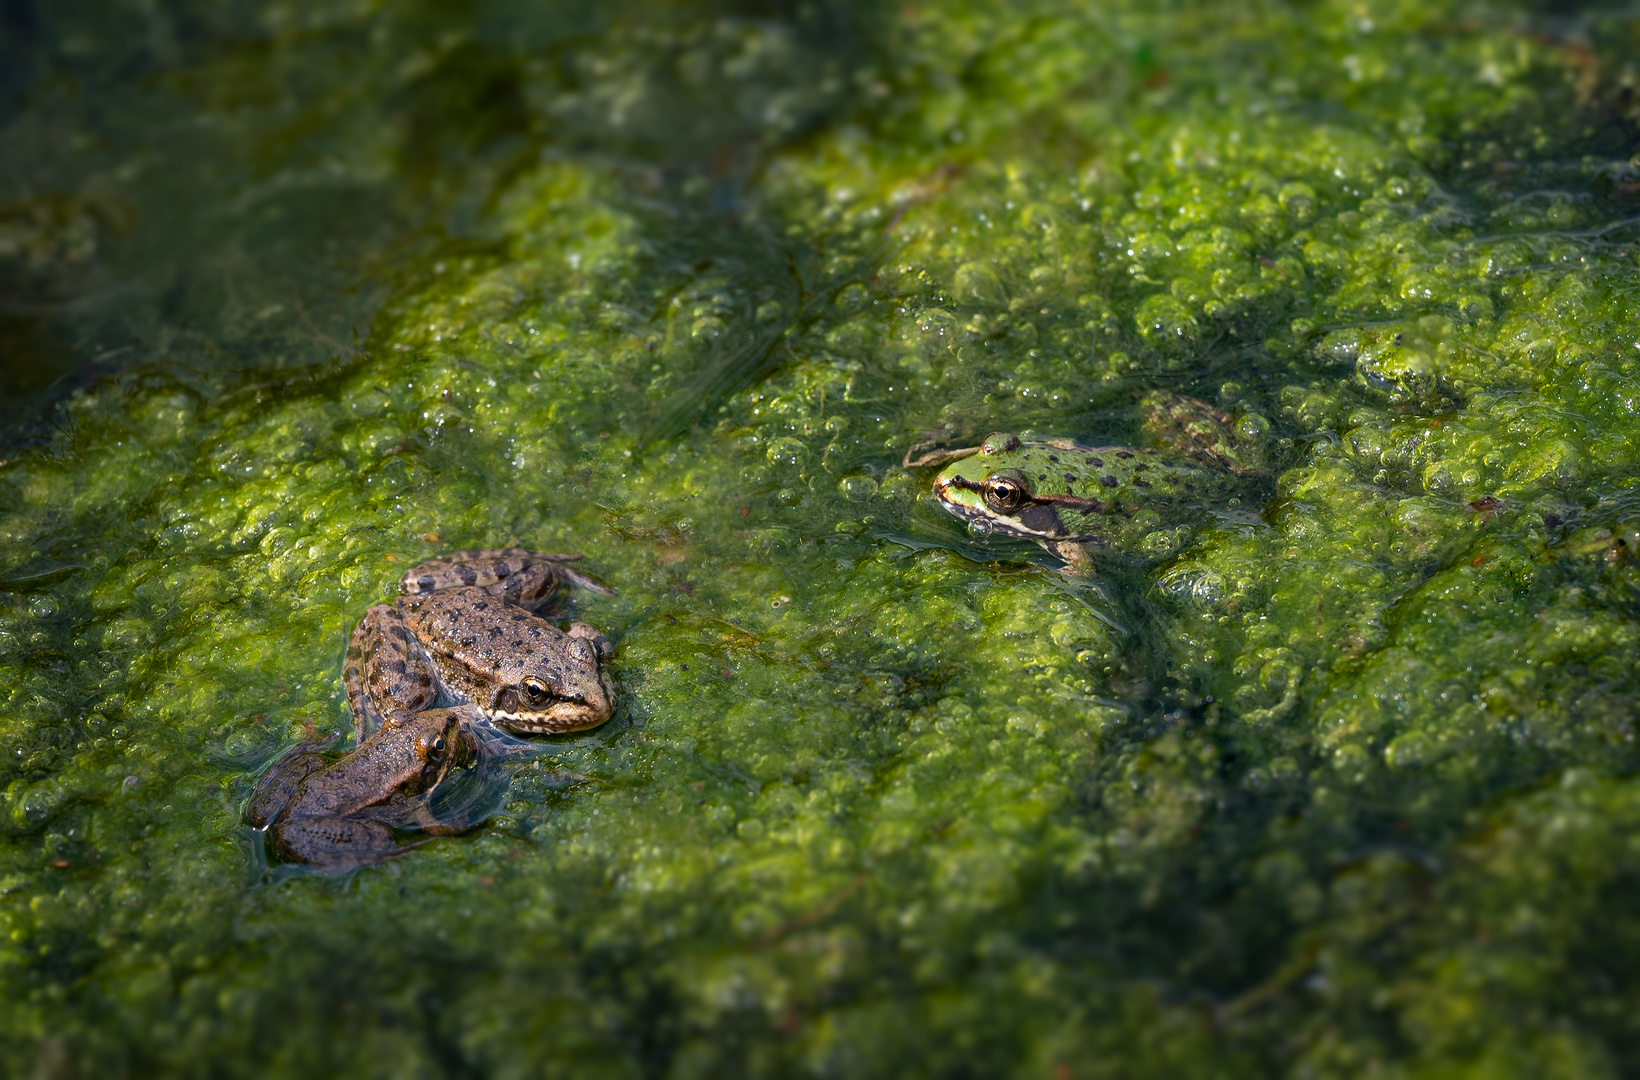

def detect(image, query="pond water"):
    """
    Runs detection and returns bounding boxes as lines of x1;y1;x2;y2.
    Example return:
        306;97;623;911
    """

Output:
4;1;1640;1075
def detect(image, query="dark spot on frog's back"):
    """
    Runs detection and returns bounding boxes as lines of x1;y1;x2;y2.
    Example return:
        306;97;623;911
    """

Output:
1101;476;1119;488
1018;504;1066;536
1088;456;1103;467
1117;451;1133;459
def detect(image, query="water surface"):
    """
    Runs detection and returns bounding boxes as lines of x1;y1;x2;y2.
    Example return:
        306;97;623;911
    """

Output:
4;1;1640;1075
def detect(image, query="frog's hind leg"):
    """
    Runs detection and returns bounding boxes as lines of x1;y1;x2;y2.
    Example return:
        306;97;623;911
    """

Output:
268;816;404;870
400;548;614;608
549;562;616;599
245;747;329;829
344;604;439;742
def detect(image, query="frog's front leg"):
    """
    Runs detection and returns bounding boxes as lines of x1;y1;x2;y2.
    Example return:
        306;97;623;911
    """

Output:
409;802;479;837
344;604;439;742
1044;539;1095;576
268;815;406;870
400;548;613;609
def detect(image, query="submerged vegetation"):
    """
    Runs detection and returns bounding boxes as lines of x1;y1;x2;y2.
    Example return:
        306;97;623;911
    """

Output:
3;0;1640;1074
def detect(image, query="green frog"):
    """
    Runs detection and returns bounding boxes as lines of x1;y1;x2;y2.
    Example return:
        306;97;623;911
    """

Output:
246;709;475;870
909;393;1271;572
344;549;617;739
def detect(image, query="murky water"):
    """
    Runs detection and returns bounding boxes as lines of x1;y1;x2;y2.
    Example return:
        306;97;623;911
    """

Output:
4;1;1640;1075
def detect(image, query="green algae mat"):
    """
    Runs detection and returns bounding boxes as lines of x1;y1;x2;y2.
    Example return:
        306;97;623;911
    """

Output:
4;0;1640;1074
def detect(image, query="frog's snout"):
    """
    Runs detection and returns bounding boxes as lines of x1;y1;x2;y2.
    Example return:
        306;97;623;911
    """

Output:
934;473;985;502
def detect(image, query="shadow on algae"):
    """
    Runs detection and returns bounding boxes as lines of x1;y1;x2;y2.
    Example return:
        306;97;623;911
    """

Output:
3;0;1640;1076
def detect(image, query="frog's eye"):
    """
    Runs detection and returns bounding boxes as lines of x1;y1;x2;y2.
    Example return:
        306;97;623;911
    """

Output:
520;678;554;706
981;432;1021;455
432;737;446;753
982;473;1029;513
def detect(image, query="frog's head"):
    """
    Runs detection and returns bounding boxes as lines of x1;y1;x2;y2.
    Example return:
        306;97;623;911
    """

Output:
387;708;471;793
411;709;476;770
482;624;617;735
933;432;1108;541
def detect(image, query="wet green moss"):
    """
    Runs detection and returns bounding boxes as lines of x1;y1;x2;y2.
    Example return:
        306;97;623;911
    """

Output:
3;0;1640;1075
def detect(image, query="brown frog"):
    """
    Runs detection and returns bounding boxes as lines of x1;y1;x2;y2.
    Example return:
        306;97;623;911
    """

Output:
344;549;617;739
246;709;474;870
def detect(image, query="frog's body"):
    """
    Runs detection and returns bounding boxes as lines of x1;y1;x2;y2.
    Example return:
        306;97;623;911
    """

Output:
934;434;1221;542
246;709;473;870
249;550;617;869
921;394;1270;571
343;549;617;739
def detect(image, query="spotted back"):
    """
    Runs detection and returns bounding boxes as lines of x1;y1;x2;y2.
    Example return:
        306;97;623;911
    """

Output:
398;548;611;609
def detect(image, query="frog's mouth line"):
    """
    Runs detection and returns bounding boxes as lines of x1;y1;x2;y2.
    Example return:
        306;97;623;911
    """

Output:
484;694;610;734
935;475;1112;539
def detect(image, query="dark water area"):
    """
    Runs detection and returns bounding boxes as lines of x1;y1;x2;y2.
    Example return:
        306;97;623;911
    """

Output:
3;1;1640;1076
0;1;873;437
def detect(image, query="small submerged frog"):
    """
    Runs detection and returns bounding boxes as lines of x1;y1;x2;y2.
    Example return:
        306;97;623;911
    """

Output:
246;709;474;870
344;549;617;738
912;393;1271;571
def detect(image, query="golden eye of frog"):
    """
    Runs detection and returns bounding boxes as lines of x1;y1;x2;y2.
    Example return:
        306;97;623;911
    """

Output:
916;394;1271;570
245;708;474;870
343;549;617;739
